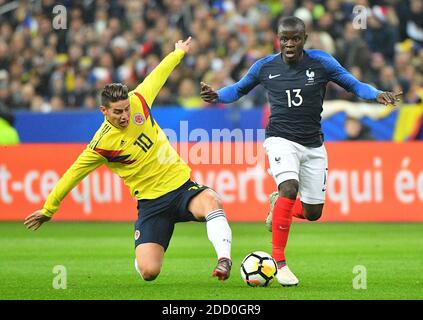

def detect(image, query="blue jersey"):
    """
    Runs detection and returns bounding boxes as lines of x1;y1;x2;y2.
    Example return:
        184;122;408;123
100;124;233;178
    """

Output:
217;49;382;147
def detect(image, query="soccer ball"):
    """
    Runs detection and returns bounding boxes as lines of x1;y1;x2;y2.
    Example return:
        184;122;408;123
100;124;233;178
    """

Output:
240;251;277;287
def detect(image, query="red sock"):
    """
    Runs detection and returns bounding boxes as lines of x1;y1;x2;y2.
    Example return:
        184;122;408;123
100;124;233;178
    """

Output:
292;198;306;219
272;197;295;264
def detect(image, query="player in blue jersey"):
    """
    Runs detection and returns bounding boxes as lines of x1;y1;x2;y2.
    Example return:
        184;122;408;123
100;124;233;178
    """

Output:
200;16;401;286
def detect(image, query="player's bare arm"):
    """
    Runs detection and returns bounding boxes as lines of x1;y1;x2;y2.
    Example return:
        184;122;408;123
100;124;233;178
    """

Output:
200;82;218;103
24;210;51;231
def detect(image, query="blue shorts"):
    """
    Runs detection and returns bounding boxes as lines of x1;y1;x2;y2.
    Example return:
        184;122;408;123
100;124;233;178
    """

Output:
134;180;209;251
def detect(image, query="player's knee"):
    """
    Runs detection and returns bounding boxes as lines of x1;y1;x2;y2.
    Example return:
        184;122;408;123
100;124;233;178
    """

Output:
278;180;299;199
135;259;160;281
304;207;323;221
306;211;322;221
141;269;160;281
202;189;223;211
140;266;160;281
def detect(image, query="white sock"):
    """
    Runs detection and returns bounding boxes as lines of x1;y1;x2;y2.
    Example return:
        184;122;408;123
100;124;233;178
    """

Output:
205;209;232;260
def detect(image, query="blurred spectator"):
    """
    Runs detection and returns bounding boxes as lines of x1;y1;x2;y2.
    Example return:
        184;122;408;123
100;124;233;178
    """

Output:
272;0;298;33
0;0;420;112
50;96;65;111
378;65;401;92
155;86;177;106
335;22;371;72
83;95;98;110
177;78;204;109
303;5;336;55
403;82;423;104
345;116;375;141
0;103;20;145
397;0;423;46
325;0;349;39
362;14;396;63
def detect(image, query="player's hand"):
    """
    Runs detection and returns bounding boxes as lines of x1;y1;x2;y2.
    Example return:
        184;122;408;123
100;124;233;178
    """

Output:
24;210;51;231
377;91;402;107
200;82;218;103
175;36;192;54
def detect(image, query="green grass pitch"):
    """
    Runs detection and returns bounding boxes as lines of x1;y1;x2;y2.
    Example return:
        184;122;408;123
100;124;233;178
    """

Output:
0;221;422;300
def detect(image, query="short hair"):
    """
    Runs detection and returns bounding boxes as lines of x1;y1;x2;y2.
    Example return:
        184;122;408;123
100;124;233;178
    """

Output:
277;16;306;34
101;83;128;108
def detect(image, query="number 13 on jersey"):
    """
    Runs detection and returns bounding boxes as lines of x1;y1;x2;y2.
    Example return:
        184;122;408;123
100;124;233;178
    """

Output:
286;89;303;108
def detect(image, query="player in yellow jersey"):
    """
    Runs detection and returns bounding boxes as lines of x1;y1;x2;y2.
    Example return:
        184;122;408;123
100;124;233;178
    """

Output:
24;37;233;281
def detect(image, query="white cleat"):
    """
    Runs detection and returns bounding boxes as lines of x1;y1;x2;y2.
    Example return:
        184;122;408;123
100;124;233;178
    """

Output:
277;265;299;287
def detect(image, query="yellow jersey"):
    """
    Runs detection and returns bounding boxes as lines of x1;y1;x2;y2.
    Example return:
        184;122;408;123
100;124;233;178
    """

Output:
42;49;191;217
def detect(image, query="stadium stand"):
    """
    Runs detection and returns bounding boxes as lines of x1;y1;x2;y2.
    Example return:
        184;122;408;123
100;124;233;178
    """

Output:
0;0;422;141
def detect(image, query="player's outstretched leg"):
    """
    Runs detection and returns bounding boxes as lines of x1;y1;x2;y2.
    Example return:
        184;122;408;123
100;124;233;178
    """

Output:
188;188;232;281
270;180;303;287
205;207;232;281
268;195;323;286
271;195;299;286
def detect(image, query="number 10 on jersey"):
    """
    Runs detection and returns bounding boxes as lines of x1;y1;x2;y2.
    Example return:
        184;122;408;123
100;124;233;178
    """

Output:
134;133;153;152
286;89;303;108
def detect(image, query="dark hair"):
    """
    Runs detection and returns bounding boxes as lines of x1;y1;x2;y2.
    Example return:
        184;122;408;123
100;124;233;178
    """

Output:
277;16;306;34
101;83;128;108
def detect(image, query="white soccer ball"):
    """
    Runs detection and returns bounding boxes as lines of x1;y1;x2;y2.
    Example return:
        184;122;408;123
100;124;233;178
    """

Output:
240;251;278;287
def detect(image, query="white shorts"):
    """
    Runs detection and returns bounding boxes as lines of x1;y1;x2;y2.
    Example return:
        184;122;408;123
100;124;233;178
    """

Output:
263;137;328;204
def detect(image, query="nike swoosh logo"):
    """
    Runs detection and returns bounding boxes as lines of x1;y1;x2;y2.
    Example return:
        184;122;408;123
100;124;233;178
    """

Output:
268;74;281;79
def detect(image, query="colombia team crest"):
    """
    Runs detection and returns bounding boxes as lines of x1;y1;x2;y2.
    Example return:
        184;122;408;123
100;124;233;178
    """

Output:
133;113;144;125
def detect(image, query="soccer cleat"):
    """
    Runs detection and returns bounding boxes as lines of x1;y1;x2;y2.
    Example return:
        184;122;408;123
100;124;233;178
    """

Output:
212;257;232;281
276;265;299;286
265;191;279;232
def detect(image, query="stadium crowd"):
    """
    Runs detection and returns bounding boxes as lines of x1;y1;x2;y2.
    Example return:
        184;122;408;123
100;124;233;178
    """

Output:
0;0;422;113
